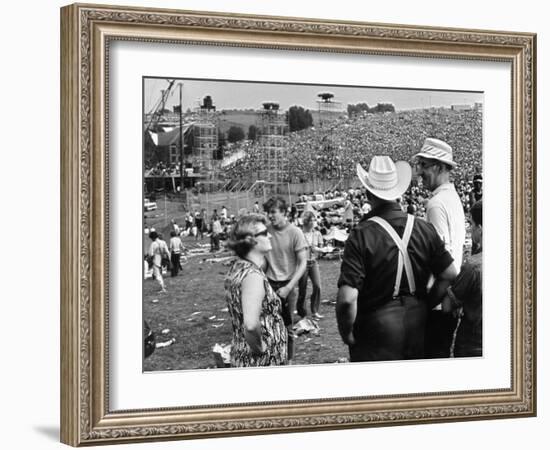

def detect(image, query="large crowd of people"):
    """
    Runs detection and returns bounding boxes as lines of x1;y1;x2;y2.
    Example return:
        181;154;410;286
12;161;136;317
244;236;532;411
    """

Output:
227;108;480;174
224;107;482;214
145;161;179;176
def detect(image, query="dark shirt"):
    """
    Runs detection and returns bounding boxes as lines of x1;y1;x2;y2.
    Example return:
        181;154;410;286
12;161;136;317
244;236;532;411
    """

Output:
469;189;483;208
338;202;453;328
450;252;482;356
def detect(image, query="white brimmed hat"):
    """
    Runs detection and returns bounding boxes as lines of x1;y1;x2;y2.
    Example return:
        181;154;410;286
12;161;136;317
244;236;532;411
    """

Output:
356;156;412;201
414;138;457;168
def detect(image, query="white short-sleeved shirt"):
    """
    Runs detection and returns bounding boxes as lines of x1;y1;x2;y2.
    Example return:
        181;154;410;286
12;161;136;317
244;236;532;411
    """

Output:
426;182;466;271
148;240;169;267
343;200;354;221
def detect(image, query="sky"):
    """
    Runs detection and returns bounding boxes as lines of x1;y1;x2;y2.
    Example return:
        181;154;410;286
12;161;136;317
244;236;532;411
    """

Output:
143;77;483;115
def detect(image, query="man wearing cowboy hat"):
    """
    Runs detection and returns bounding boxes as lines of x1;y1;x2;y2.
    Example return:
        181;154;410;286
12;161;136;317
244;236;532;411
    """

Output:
336;156;457;362
414;137;466;358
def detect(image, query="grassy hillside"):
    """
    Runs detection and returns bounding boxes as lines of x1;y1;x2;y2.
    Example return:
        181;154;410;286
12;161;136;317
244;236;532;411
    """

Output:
217;111;258;135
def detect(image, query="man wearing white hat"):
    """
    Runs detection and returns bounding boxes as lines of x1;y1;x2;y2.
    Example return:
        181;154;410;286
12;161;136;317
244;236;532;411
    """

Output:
336;156;457;362
414;138;466;358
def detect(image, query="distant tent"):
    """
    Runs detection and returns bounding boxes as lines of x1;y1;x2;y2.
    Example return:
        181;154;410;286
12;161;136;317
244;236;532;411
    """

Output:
148;130;159;146
324;228;349;242
220;150;246;168
147;124;194;147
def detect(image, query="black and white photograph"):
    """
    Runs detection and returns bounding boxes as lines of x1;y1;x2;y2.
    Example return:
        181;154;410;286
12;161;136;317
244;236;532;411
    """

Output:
53;1;538;447
142;77;483;371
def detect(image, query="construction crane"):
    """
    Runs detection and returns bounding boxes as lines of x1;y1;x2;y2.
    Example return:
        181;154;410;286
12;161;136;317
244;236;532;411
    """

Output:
145;79;176;132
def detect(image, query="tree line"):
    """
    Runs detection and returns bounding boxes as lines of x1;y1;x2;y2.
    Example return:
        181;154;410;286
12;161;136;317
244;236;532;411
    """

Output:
219;102;395;145
347;102;395;116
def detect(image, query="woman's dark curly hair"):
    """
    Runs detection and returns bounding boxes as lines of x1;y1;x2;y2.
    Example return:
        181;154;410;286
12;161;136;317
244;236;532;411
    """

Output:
226;213;268;258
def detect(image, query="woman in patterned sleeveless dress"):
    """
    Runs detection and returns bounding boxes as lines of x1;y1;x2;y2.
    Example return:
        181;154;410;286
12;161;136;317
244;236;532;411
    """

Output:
224;213;288;367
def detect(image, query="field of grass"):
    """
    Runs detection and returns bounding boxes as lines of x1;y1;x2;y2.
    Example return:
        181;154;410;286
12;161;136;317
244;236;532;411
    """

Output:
142;197;350;371
143;248;348;371
217;111;258;135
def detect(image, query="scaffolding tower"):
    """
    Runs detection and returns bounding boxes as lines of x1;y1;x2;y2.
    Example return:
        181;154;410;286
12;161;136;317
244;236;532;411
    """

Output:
316;92;344;128
190;97;218;178
256;102;288;184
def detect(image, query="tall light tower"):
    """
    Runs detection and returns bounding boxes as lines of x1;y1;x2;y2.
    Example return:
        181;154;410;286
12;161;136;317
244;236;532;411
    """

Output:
178;83;184;193
316;92;344;181
316;92;335;127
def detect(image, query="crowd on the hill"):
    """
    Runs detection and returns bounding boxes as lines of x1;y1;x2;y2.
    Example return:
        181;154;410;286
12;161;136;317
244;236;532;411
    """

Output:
226;108;481;182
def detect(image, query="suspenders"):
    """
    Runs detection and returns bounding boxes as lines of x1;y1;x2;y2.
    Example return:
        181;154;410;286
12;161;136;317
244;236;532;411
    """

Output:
368;215;416;298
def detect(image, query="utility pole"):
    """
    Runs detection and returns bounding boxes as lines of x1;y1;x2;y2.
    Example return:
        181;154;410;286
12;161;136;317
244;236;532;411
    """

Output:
178;82;184;200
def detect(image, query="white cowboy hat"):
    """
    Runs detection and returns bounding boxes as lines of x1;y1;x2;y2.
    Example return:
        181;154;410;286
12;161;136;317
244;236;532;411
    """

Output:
356;156;412;201
414;137;457;168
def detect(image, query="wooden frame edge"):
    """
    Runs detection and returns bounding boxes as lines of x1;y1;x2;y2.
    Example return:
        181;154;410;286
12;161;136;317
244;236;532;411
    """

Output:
61;3;80;447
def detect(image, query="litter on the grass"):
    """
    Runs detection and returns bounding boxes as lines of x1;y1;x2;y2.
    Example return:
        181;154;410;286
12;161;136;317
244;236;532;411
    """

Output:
293;318;320;336
204;256;234;264
161;328;170;334
212;343;231;367
155;338;175;349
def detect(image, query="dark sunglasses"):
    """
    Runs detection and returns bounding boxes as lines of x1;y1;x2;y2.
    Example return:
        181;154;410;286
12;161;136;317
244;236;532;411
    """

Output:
254;229;269;237
415;160;437;170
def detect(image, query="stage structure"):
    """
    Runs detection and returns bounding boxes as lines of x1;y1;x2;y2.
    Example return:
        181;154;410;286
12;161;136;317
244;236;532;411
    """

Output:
256;101;289;184
144;85;219;193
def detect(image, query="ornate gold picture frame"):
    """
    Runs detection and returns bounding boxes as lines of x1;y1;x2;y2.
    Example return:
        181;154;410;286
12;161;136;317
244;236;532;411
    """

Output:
60;3;536;446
